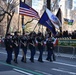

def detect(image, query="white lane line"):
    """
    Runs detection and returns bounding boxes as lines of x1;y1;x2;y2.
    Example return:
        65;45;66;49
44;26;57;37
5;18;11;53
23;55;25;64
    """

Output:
52;68;76;75
53;62;76;68
0;51;76;68
13;68;33;75
0;52;7;55
35;70;52;75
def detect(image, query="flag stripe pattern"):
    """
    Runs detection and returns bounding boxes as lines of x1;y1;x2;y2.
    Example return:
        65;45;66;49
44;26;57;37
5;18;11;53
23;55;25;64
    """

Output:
19;1;40;19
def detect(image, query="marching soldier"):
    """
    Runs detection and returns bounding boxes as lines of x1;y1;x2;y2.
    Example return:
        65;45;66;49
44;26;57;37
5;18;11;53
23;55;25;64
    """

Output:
12;31;20;64
4;33;13;64
28;32;36;63
46;37;54;62
20;33;28;63
36;32;44;62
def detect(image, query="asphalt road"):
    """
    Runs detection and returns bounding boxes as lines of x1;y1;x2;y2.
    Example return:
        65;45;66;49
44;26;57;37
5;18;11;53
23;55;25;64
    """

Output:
0;47;76;75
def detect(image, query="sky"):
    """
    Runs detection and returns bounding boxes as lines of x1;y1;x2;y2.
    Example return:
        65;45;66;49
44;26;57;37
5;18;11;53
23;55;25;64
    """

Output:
73;0;76;8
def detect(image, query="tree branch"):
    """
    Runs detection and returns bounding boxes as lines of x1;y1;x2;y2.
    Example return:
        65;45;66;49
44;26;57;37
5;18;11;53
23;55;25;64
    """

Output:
0;14;5;22
25;19;34;25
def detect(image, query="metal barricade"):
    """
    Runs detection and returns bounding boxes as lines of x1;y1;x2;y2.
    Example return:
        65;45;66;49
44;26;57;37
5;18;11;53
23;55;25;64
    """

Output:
57;39;76;59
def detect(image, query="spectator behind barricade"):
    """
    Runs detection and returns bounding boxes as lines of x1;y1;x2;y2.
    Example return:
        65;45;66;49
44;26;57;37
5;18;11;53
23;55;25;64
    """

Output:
62;30;69;37
72;30;76;39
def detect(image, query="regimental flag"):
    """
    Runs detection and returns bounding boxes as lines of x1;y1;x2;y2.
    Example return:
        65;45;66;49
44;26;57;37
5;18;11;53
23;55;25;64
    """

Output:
19;1;40;19
56;8;62;24
38;9;56;35
56;8;62;33
46;8;61;29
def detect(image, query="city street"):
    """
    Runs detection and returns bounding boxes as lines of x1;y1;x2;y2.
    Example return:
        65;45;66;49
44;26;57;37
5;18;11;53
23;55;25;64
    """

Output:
0;47;76;75
0;0;76;75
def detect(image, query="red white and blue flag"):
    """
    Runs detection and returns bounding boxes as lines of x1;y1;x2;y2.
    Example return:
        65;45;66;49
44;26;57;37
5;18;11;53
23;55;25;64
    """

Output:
19;1;40;19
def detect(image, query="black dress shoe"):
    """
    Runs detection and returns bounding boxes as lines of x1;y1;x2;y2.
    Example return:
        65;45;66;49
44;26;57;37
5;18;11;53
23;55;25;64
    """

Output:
21;59;24;62
13;59;18;64
21;60;26;63
6;61;11;64
53;59;56;61
15;61;18;64
24;61;26;63
50;60;53;62
30;59;34;63
46;58;49;61
38;60;44;63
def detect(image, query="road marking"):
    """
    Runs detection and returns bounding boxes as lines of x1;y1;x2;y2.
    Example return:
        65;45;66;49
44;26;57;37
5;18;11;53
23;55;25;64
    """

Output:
52;68;76;75
53;61;76;68
35;70;52;75
0;61;43;75
13;68;33;75
0;51;76;68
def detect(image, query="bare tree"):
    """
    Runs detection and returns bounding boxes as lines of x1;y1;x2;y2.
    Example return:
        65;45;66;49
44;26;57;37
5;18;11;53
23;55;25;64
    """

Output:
0;0;19;36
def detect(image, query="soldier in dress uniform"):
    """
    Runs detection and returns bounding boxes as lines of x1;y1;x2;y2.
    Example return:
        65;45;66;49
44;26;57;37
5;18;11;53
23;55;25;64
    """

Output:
36;32;44;62
12;31;20;64
4;33;13;64
20;33;28;63
28;32;36;63
46;37;54;62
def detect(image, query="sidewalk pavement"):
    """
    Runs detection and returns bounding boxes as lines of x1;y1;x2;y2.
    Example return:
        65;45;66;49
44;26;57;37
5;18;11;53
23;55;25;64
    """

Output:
55;53;76;59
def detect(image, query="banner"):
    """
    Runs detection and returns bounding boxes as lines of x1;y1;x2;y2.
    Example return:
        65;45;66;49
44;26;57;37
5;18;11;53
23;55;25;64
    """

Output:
58;39;76;46
64;18;74;25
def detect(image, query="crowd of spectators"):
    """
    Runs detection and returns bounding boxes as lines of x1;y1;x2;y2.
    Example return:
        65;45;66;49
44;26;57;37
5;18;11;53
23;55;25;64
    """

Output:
57;30;76;39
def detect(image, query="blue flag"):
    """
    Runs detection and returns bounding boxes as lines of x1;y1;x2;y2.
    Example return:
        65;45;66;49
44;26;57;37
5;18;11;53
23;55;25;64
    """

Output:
38;10;56;35
46;8;61;29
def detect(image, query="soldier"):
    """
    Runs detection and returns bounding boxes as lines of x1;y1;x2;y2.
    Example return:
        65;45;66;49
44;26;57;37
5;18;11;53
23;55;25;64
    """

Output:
46;37;54;62
20;33;28;63
12;31;20;64
4;33;13;64
28;32;36;63
36;32;44;62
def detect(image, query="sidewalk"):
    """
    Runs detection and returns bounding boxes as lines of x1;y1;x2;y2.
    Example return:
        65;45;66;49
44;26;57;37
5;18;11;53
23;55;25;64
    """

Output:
55;53;76;59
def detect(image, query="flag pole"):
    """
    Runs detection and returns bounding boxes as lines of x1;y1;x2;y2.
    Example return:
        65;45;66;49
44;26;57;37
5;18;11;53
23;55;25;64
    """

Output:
46;0;51;37
18;14;20;31
38;24;40;33
21;0;25;35
42;25;43;35
33;23;38;32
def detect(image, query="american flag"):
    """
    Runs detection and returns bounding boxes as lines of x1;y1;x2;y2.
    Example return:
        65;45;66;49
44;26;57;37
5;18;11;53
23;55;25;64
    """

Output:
19;1;40;19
